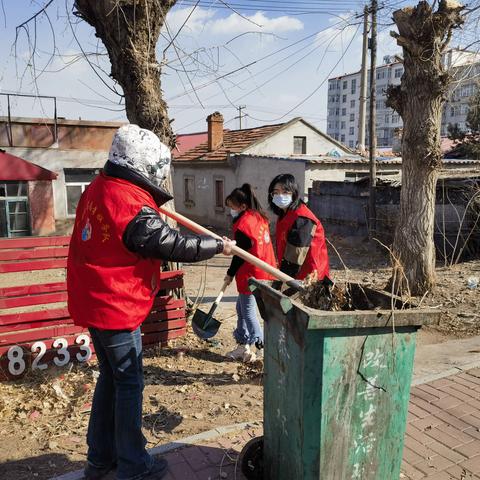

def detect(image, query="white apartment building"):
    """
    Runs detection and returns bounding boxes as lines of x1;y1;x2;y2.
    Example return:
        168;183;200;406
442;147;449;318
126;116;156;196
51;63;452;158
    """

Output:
327;49;480;149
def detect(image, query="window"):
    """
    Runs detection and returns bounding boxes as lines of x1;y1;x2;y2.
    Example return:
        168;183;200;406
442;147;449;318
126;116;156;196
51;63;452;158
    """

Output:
349;140;355;148
385;114;390;124
340;134;346;143
341;121;346;129
343;80;348;90
214;178;225;210
450;106;460;117
335;108;340;116
65;168;98;217
351;79;357;94
335;121;339;128
328;121;333;129
0;181;30;238
334;133;339;140
350;99;356;108
394;68;403;78
184;176;195;205
293;136;307;154
350;113;355;122
342;94;347;103
461;83;476;97
349;127;355;135
345;172;368;182
341;108;347;116
376;70;386;80
392;114;399;123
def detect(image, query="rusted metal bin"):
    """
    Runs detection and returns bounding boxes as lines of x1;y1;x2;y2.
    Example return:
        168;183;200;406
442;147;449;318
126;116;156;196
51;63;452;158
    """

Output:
248;280;439;480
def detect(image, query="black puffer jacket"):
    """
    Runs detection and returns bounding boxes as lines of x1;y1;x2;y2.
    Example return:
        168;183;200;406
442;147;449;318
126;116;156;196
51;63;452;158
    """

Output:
103;161;223;262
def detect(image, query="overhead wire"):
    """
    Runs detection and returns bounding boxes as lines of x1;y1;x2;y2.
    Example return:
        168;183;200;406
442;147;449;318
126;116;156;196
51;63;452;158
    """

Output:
245;22;361;123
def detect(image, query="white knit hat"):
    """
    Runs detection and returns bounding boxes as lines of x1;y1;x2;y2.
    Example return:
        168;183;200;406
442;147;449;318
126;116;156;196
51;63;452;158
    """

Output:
108;124;171;186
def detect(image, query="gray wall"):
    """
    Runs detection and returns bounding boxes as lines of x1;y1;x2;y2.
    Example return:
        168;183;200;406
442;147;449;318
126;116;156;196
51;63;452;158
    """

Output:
172;156;306;228
309;179;480;260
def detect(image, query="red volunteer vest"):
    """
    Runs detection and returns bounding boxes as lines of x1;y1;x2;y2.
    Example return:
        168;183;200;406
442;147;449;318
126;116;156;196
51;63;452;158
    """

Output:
67;172;162;331
276;203;329;281
233;210;277;294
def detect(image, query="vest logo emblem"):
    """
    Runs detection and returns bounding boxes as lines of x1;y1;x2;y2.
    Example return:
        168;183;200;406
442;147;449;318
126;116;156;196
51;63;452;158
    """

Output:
81;219;92;241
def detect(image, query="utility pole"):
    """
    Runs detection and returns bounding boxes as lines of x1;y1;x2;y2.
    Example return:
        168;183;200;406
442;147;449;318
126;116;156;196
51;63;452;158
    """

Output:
235;105;246;129
369;0;378;236
358;6;369;153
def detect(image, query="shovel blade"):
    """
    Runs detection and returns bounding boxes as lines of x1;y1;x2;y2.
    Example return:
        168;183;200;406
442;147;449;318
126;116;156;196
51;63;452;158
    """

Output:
192;310;221;339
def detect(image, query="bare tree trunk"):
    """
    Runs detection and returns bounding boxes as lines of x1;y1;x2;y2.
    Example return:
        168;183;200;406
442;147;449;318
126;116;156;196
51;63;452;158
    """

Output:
386;0;463;296
74;0;176;147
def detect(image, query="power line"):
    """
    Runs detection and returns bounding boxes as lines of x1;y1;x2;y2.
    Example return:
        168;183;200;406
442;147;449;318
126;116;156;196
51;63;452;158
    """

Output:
178;2;361;15
166;14;360;103
245;22;361;123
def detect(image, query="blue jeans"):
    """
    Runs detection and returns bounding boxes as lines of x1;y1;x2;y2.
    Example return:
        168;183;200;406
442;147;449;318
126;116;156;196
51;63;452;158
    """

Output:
233;293;264;345
88;327;153;480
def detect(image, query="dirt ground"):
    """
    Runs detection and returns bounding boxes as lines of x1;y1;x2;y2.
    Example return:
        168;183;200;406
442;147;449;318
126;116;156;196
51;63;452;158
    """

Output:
1;235;479;479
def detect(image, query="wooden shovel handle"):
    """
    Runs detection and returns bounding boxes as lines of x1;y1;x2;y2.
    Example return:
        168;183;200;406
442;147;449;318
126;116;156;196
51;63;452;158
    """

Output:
158;207;296;284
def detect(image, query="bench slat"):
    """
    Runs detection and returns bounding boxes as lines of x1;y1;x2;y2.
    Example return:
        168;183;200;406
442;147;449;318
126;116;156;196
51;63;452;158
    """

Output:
144;308;186;324
0;236;70;249
0;247;69;261
0;324;85;345
0;308;71;326
0;282;66;298
142;319;186;334
0;258;67;273
0;292;68;309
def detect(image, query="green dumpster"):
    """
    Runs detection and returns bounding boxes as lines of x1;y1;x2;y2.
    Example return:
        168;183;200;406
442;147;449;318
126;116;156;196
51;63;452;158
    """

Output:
248;280;439;480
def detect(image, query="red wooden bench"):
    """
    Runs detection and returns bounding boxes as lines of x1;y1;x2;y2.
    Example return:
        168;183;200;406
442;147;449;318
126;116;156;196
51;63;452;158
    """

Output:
0;236;186;380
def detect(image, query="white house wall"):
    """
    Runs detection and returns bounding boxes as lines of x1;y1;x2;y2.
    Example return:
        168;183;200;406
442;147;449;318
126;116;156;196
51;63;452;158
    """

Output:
243;121;348;156
236;156;306;223
172;156;306;228
172;164;235;229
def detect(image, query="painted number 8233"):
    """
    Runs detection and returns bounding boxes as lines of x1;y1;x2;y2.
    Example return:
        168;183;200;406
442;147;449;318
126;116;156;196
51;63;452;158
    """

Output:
6;334;92;376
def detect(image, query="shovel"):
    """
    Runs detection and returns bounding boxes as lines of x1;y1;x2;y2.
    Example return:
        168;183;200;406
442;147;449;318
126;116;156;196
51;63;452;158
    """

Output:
158;207;305;293
191;279;229;339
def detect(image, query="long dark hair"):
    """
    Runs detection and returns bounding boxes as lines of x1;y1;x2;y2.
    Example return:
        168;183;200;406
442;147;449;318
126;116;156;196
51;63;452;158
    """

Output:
267;173;302;216
225;183;268;219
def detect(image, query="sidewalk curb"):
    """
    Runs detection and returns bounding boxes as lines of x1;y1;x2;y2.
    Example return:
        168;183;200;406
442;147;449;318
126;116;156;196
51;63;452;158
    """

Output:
412;359;480;386
50;421;261;480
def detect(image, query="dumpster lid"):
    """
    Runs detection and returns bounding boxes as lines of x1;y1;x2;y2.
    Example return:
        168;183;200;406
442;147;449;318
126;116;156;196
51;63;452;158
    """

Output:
250;280;440;329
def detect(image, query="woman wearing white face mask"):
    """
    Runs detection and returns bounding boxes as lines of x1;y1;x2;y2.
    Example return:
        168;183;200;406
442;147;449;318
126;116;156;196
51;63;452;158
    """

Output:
224;184;277;362
268;174;330;286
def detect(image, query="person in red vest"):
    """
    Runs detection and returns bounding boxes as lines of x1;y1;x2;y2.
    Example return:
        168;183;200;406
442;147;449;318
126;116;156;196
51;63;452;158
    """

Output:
268;174;330;286
224;184;276;362
67;124;234;480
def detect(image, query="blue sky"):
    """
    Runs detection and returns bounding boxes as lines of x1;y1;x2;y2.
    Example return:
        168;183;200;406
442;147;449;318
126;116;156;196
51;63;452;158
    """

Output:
0;1;472;133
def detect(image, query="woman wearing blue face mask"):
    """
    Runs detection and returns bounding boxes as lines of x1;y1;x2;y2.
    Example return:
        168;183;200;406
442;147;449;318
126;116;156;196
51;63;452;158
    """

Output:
224;183;276;362
268;174;330;285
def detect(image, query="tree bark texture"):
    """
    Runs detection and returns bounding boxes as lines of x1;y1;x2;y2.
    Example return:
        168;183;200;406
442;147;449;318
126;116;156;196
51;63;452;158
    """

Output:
386;0;463;295
74;0;176;147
